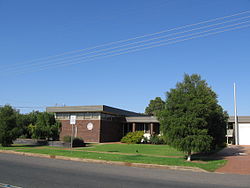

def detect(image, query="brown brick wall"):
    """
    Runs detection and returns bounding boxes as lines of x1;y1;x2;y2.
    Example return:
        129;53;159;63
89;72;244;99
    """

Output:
100;120;123;142
60;120;101;143
59;119;156;143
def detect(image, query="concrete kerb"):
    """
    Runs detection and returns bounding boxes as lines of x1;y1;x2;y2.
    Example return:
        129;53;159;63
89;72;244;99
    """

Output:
0;150;206;173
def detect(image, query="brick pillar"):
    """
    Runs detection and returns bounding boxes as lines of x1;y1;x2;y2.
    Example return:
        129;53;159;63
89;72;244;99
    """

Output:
132;123;136;132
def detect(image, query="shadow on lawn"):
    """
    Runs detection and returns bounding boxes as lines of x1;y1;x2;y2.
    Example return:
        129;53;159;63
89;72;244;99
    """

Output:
190;148;226;162
190;154;220;162
10;144;46;148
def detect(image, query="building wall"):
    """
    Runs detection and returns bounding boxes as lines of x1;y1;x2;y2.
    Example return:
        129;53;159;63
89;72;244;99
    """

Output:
60;120;101;143
100;120;123;142
57;111;160;143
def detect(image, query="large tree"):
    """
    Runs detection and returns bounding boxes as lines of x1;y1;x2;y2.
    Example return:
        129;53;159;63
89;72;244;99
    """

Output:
32;112;61;140
158;74;228;161
145;97;165;116
0;105;20;146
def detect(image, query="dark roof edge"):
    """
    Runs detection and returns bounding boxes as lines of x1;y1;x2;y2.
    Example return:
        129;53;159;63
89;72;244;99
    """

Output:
46;105;146;117
103;105;146;117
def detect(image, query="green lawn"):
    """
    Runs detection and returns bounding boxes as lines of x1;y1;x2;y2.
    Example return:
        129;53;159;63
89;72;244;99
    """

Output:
0;144;227;172
78;144;185;156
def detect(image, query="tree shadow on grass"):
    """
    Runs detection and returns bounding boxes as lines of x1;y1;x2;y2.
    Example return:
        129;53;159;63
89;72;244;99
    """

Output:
190;154;220;162
190;146;248;162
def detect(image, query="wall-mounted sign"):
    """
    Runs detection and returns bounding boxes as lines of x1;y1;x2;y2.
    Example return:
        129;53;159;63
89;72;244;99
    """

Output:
87;122;93;130
70;115;76;125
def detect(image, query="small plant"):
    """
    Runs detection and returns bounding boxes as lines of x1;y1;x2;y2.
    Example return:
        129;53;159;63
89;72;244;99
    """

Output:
63;135;72;143
121;131;144;144
142;136;149;144
19;135;28;139
149;135;165;145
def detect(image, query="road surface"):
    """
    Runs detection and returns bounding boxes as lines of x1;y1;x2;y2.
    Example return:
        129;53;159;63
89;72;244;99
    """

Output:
0;153;249;188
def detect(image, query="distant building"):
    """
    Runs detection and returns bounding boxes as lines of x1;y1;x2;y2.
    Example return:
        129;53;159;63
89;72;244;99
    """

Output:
47;105;250;145
227;116;250;145
46;105;159;143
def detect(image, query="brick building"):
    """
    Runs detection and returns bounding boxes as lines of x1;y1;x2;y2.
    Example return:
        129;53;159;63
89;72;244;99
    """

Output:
46;105;160;143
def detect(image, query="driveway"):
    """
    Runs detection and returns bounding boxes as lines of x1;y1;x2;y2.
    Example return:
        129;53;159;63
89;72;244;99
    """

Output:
215;145;250;175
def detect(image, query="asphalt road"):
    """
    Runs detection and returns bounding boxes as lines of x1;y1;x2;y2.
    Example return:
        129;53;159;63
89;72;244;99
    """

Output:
0;153;249;188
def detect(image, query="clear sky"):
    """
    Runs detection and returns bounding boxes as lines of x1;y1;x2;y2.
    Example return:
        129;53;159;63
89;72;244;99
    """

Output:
0;0;250;115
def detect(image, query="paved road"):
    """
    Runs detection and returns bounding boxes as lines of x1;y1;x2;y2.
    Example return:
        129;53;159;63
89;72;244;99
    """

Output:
0;153;249;188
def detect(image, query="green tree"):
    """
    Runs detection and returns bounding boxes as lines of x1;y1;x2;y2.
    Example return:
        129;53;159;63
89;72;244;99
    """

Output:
32;112;61;140
17;111;39;138
50;121;61;140
158;74;228;161
145;97;165;116
0;105;20;146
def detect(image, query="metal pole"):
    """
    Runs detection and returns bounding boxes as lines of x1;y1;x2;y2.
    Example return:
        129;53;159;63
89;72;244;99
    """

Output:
234;83;239;145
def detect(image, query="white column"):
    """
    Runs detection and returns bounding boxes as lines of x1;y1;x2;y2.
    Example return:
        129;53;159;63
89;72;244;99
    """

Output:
150;123;153;135
132;123;136;132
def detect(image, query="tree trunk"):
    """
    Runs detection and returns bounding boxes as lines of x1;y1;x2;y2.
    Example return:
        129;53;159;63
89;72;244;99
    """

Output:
187;151;192;161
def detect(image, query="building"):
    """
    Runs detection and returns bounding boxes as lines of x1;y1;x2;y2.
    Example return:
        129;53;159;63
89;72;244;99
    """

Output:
47;105;250;145
227;116;250;145
46;105;160;143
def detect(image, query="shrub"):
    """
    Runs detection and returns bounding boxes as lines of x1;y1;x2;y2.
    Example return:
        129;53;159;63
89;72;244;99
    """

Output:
63;135;72;143
149;135;165;145
19;135;28;139
121;131;144;144
63;136;85;147
142;136;149;144
73;137;85;147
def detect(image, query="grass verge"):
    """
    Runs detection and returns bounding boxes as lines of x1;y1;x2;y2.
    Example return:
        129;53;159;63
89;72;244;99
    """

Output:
0;144;226;172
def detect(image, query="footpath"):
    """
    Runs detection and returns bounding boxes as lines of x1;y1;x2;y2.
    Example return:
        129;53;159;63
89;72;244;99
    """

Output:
215;145;250;175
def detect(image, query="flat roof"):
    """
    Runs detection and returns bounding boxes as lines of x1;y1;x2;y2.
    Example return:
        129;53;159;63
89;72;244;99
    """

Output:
228;116;250;123
125;116;159;123
46;105;145;117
